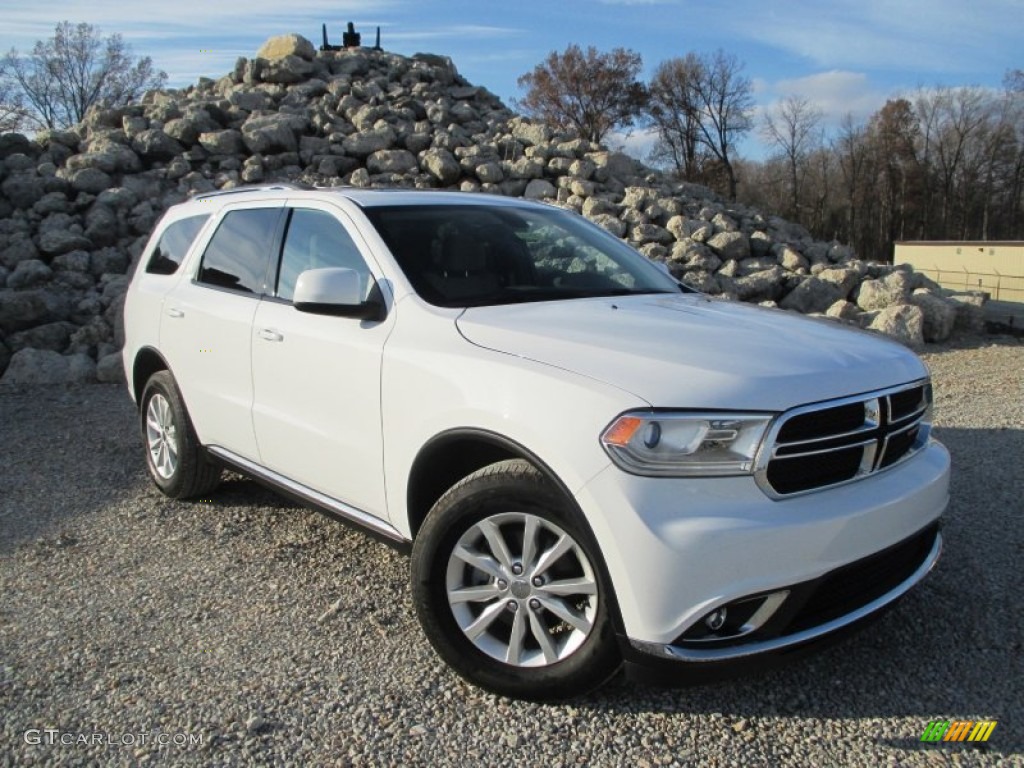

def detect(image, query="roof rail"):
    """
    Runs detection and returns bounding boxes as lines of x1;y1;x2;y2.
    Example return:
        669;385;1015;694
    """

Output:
191;182;313;200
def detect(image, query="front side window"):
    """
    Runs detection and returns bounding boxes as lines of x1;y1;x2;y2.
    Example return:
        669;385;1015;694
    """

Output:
364;204;681;307
145;214;209;275
275;208;372;302
197;208;280;294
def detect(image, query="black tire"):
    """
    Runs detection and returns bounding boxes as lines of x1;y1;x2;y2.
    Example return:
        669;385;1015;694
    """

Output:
139;371;221;499
411;459;621;700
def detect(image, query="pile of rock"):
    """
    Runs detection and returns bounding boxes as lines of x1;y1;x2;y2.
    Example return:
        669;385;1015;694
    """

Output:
0;33;983;386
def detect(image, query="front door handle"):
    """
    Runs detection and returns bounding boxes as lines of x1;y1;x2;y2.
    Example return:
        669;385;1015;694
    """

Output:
258;328;284;342
166;307;184;318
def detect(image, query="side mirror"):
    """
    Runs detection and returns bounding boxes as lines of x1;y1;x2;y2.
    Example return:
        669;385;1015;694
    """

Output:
293;268;385;321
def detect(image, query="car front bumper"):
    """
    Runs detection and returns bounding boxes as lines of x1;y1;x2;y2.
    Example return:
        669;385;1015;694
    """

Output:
573;439;950;675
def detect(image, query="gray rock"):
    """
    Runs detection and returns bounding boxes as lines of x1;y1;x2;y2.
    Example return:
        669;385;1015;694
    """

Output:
164;111;220;145
420;148;461;186
261;55;315;84
70;167;113;194
0;339;9;377
581;197;614;219
947;293;986;334
777;245;808;272
367;149;418;175
908;289;957;343
51;250;92;273
90;248;130;277
0;289;71;334
706;231;750;261
825;299;862;322
343;128;397;157
6;321;75;353
590;214;626;238
750;230;773;255
84;205;119;247
256;33;316;61
867;304;925;346
856;278;904;311
39;229;92;257
0;348;96;386
2;172;46;208
732;266;787;302
630;223;673;246
241;114;308;154
96;352;125;383
199;130;245;155
32;192;72;216
0;234;40;269
779;277;843;314
815;267;861;298
474;162;503;184
7;259;53;290
524;178;556;200
131;129;184;160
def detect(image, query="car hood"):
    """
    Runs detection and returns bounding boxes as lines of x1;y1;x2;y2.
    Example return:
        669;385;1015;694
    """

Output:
455;294;928;411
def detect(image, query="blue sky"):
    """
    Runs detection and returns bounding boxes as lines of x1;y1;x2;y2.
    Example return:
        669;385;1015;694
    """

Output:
4;0;1022;159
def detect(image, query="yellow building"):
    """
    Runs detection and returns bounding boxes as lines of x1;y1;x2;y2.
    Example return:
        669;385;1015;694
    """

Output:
894;241;1024;304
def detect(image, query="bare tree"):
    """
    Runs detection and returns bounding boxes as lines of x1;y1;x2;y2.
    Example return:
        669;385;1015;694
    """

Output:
761;95;824;219
688;50;754;201
647;54;704;179
4;21;166;130
0;60;30;133
516;44;647;145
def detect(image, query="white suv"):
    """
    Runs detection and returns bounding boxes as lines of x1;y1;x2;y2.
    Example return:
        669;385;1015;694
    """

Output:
123;185;950;700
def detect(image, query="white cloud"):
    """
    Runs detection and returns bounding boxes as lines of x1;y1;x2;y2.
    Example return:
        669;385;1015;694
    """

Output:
767;71;886;124
728;0;1021;75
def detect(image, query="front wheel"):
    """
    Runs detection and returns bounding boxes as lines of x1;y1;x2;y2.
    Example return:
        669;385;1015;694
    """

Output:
411;459;621;700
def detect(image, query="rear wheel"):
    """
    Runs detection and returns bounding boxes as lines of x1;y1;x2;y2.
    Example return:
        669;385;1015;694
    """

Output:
140;371;221;499
411;459;620;700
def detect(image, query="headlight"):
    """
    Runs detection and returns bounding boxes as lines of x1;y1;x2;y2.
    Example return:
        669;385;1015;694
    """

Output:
600;411;774;477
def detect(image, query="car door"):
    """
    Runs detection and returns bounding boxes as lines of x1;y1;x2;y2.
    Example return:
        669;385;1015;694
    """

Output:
250;202;394;520
159;201;284;461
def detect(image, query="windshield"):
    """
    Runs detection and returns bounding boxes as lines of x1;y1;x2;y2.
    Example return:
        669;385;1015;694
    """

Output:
363;203;683;307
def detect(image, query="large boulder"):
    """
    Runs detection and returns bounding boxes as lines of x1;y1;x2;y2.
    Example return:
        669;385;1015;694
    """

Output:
867;304;925;347
0;289;71;334
706;231;750;261
256;34;316;62
0;348;96;386
240;113;309;154
779;277;843;314
366;149;418;175
908;289;958;343
420;148;461;186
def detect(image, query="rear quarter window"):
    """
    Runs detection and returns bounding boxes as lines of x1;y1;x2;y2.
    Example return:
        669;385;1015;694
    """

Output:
145;214;210;275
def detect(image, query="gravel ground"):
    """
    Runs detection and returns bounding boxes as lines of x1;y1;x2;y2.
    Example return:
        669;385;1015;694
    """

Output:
1;335;1021;767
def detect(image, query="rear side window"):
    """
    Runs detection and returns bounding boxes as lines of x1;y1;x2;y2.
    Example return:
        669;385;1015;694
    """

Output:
145;214;209;275
197;208;280;294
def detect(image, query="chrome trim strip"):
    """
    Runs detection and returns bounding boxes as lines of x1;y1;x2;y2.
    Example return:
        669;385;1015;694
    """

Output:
207;446;406;544
628;531;942;663
771;437;876;461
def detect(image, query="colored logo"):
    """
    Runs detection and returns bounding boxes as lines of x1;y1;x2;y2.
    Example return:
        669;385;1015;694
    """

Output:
921;720;997;743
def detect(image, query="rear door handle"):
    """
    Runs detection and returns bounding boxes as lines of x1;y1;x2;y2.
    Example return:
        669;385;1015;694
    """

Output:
166;307;184;318
258;328;283;342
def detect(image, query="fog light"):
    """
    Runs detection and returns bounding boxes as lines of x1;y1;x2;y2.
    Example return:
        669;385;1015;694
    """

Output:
705;607;728;631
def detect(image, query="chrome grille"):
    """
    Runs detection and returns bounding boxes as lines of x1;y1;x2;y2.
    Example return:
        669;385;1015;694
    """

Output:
756;380;932;497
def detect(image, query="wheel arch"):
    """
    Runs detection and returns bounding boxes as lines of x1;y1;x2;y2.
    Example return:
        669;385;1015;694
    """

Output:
132;346;172;404
406;428;574;539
